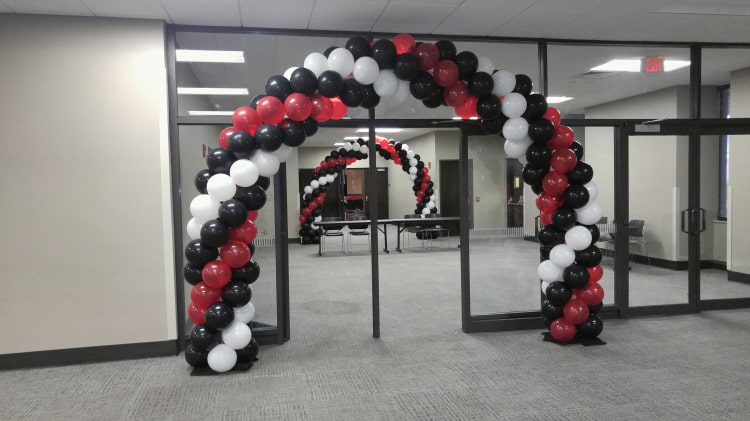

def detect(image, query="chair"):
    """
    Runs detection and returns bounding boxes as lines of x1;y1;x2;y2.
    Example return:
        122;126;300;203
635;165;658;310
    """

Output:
402;213;424;249
606;219;649;266
421;213;449;248
320;217;346;255
346;216;370;253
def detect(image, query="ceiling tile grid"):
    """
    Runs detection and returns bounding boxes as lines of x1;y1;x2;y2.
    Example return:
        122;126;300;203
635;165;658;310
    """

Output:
82;0;170;21
371;2;459;33
160;0;242;27
307;0;389;32
239;0;314;28
435;0;536;36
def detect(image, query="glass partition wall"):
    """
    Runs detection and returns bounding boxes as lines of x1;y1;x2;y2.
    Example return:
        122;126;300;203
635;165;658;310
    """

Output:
170;26;750;343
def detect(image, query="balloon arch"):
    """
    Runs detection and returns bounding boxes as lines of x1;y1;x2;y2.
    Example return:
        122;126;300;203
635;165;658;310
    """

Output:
182;34;605;373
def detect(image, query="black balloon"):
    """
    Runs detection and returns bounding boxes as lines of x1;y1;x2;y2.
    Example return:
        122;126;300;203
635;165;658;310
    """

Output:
435;40;457;61
221;280;252;307
235;185;267;210
544;317;554;329
361;84;381;109
513;74;533;96
303;118;318;136
204;302;234;329
227;130;256;155
538;225;565;246
233;259;260;284
200;219;230;248
481;114;508;135
194;169;213;194
581;223;600;243
280;119;306;147
250;94;264;109
528;118;555;143
219;199;248;227
476;95;502;120
340;78;364;107
545;281;572;307
467;72;494;98
577;314;603;337
393;53;421;81
317;70;344;98
409;72;438;100
540;245;552;260
570;141;584;160
265;75;292;100
290;67;318;96
588;301;604;315
422;87;444;108
522;165;548;186
236;337;260;363
552;206;577;230
206;148;236;175
563;184;590;209
255;176;271;190
568;161;594;185
190;324;219;351
184;344;208;368
525;143;553;169
371;39;397;69
183;263;203;286
185;239;218;267
522;94;548;121
323;46;337;57
345;36;371;60
531;184;544;195
563;263;590;289
455;51;478;79
541;299;563;320
575;245;603;267
255;124;284;151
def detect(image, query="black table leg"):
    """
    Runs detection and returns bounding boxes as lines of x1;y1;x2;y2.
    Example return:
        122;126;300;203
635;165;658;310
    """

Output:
382;223;389;253
396;223;403;252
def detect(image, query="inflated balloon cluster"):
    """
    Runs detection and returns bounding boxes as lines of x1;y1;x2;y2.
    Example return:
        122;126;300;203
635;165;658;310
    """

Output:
298;135;435;243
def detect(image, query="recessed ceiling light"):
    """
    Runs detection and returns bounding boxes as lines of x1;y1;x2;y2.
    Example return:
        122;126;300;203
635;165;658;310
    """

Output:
663;60;690;71
546;96;573;104
589;58;690;73
178;87;249;95
343;136;362;140
356;128;402;133
176;49;245;63
187;110;235;116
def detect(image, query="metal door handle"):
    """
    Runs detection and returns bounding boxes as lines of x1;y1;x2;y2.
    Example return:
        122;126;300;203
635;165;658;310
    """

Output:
681;209;689;233
698;208;706;232
681;208;707;233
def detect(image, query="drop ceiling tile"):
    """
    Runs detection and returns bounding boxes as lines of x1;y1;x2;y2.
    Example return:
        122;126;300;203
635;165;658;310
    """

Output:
536;11;641;40
81;0;170;20
435;0;536;36
308;0;388;32
0;2;13;12
161;0;241;27
239;0;313;28
372;2;458;33
2;0;93;15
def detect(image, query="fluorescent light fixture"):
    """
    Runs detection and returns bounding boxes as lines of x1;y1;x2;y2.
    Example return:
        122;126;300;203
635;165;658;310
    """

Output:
176;49;245;63
452;116;463;120
187;110;235;116
178;87;249;95
663;60;690;71
333;142;345;146
356;128;402;133
589;58;690;72
343;136;362;140
546;96;573;104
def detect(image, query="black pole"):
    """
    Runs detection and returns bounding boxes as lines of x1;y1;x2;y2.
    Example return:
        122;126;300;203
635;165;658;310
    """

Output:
273;163;290;343
368;108;380;338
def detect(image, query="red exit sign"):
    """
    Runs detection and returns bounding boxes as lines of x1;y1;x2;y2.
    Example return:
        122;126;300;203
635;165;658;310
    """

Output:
642;57;664;73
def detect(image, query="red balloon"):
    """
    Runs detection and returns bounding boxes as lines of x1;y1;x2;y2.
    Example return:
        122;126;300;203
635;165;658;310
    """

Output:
188;303;206;325
190;282;221;310
232;107;261;135
563;298;590;325
284;93;313;122
542;171;569;197
549;318;577;342
540;210;553;225
444;80;470;107
550;148;579;173
220;240;251;268
588;265;603;283
298;215;306;224
548;125;575;150
422;167;429;175
423;174;431;183
229;220;258;244
201;260;232;289
247;210;259;221
218;127;237;149
393;33;416;54
577;283;605;305
433;60;459;87
415;42;440;71
535;191;563;212
543;107;561;127
330;97;348;120
256;96;285;125
455;96;478;119
310;93;333;122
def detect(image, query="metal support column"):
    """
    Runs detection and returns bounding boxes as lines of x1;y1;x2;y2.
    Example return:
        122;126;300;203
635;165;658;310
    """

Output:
367;108;380;338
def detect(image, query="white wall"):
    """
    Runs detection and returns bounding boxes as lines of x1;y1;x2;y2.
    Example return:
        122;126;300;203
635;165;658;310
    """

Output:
0;15;175;353
729;67;750;274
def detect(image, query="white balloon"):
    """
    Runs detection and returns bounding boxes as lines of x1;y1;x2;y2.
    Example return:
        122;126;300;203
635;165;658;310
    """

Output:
326;174;335;183
283;66;298;80
233;300;255;323
541;280;550;294
310;223;318;230
271;144;293;163
207;173;236;202
503;137;532;159
186;217;203;240
401;144;410;152
303;186;313;194
576;201;603;225
502;93;527;118
409;158;418;167
392;80;411;105
565;225;594;251
359;145;369;154
190;194;220;221
311;180;320;189
537;259;563;283
518;155;527;165
207;344;237;373
422;208;431;215
353;56;380;85
314;215;322;223
406;149;416;159
584;181;599;202
426;201;435;209
409;166;418;175
327;48;355;76
409;174;417;181
492;70;516;96
230;159;260;188
343;142;353;151
250;151;280;177
502;117;529;141
318;176;327;185
303;52;328;77
221;320;252;350
550;244;576;268
477;56;494;74
374;69;399;97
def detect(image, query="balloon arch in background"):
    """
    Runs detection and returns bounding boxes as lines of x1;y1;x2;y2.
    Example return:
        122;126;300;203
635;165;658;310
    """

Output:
182;33;605;373
298;135;437;243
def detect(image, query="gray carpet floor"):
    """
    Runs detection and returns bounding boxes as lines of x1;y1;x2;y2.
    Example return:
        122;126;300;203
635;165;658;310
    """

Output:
3;232;750;420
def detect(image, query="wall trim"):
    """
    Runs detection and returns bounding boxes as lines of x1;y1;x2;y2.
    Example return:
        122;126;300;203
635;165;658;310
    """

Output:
728;271;750;284
0;340;178;371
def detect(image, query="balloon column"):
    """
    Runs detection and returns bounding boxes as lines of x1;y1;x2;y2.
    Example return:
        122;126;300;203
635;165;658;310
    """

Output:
298;136;436;244
183;33;605;373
